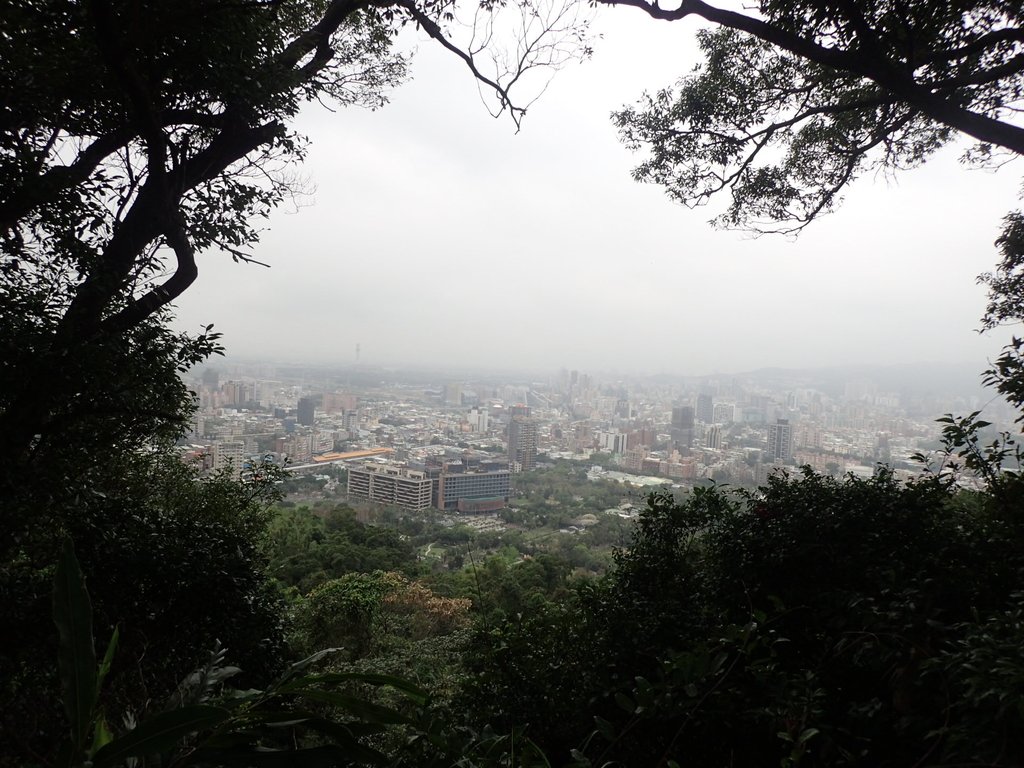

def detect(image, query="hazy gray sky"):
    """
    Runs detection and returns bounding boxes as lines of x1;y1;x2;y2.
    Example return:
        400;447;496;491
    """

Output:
172;7;1023;376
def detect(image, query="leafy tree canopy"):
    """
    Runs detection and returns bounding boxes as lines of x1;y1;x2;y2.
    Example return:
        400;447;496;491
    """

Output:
608;0;1024;232
459;469;1024;766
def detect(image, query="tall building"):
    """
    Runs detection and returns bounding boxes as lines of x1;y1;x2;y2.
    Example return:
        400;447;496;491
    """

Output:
671;405;695;450
211;440;246;478
766;419;794;462
712;402;735;424
508;415;538;472
696;393;714;424
706;424;723;450
347;462;433;512
201;368;220;389
221;380;254;406
467;407;489;433
444;382;463;407
620;446;649;472
297;395;321;427
597;429;629;454
630;425;657;448
672;405;694;429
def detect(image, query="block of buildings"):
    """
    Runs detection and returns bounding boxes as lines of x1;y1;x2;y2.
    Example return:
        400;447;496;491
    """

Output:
347;462;433;512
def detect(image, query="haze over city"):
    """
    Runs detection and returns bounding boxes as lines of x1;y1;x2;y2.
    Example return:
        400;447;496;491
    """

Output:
170;10;1023;377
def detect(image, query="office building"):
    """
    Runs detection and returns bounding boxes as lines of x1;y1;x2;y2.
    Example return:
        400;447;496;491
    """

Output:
347;462;433;512
597;429;629;454
767;419;794;462
696;393;714;424
508;415;538;472
212;440;246;478
671;405;695;450
444;382;463;407
434;464;510;512
467;407;489;433
712;402;735;424
297;395;321;427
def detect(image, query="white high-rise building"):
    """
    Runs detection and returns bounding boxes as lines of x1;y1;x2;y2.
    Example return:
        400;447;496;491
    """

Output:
712;403;735;424
467;407;489;433
766;419;793;462
508;416;538;472
597;430;629;454
212;440;246;478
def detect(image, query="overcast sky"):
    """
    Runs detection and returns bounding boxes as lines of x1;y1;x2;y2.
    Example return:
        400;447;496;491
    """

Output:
171;6;1024;377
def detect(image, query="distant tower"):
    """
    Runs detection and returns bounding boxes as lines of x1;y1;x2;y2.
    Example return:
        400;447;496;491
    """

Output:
696;392;714;424
712;402;735;424
444;382;463;407
201;368;220;389
671;405;695;450
355;343;360;363
766;419;793;462
508;415;538;473
297;395;321;427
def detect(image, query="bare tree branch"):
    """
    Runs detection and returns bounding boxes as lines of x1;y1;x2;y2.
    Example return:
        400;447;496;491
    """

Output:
393;0;529;128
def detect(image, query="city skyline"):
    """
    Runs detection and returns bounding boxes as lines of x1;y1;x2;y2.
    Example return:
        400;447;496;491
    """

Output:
185;350;989;496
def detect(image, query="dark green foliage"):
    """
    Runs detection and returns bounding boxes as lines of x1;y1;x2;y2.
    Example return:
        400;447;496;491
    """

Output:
48;546;429;767
979;211;1024;424
265;505;417;593
459;469;1024;766
2;455;286;767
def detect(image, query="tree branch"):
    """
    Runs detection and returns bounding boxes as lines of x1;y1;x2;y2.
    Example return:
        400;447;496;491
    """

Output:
101;211;198;335
0;128;133;230
917;27;1024;65
0;109;226;230
274;0;369;71
392;0;527;128
601;0;1024;155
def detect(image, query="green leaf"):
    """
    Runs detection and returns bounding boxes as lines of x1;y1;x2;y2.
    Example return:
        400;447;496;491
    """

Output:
614;692;635;714
90;715;114;755
96;625;119;694
279;648;343;683
92;705;230;767
594;715;616;741
797;727;820;746
285;717;389;764
52;539;98;755
284;689;409;725
289;671;428;705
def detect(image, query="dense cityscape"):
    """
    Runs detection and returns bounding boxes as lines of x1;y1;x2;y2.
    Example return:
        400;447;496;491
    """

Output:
185;359;1003;512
